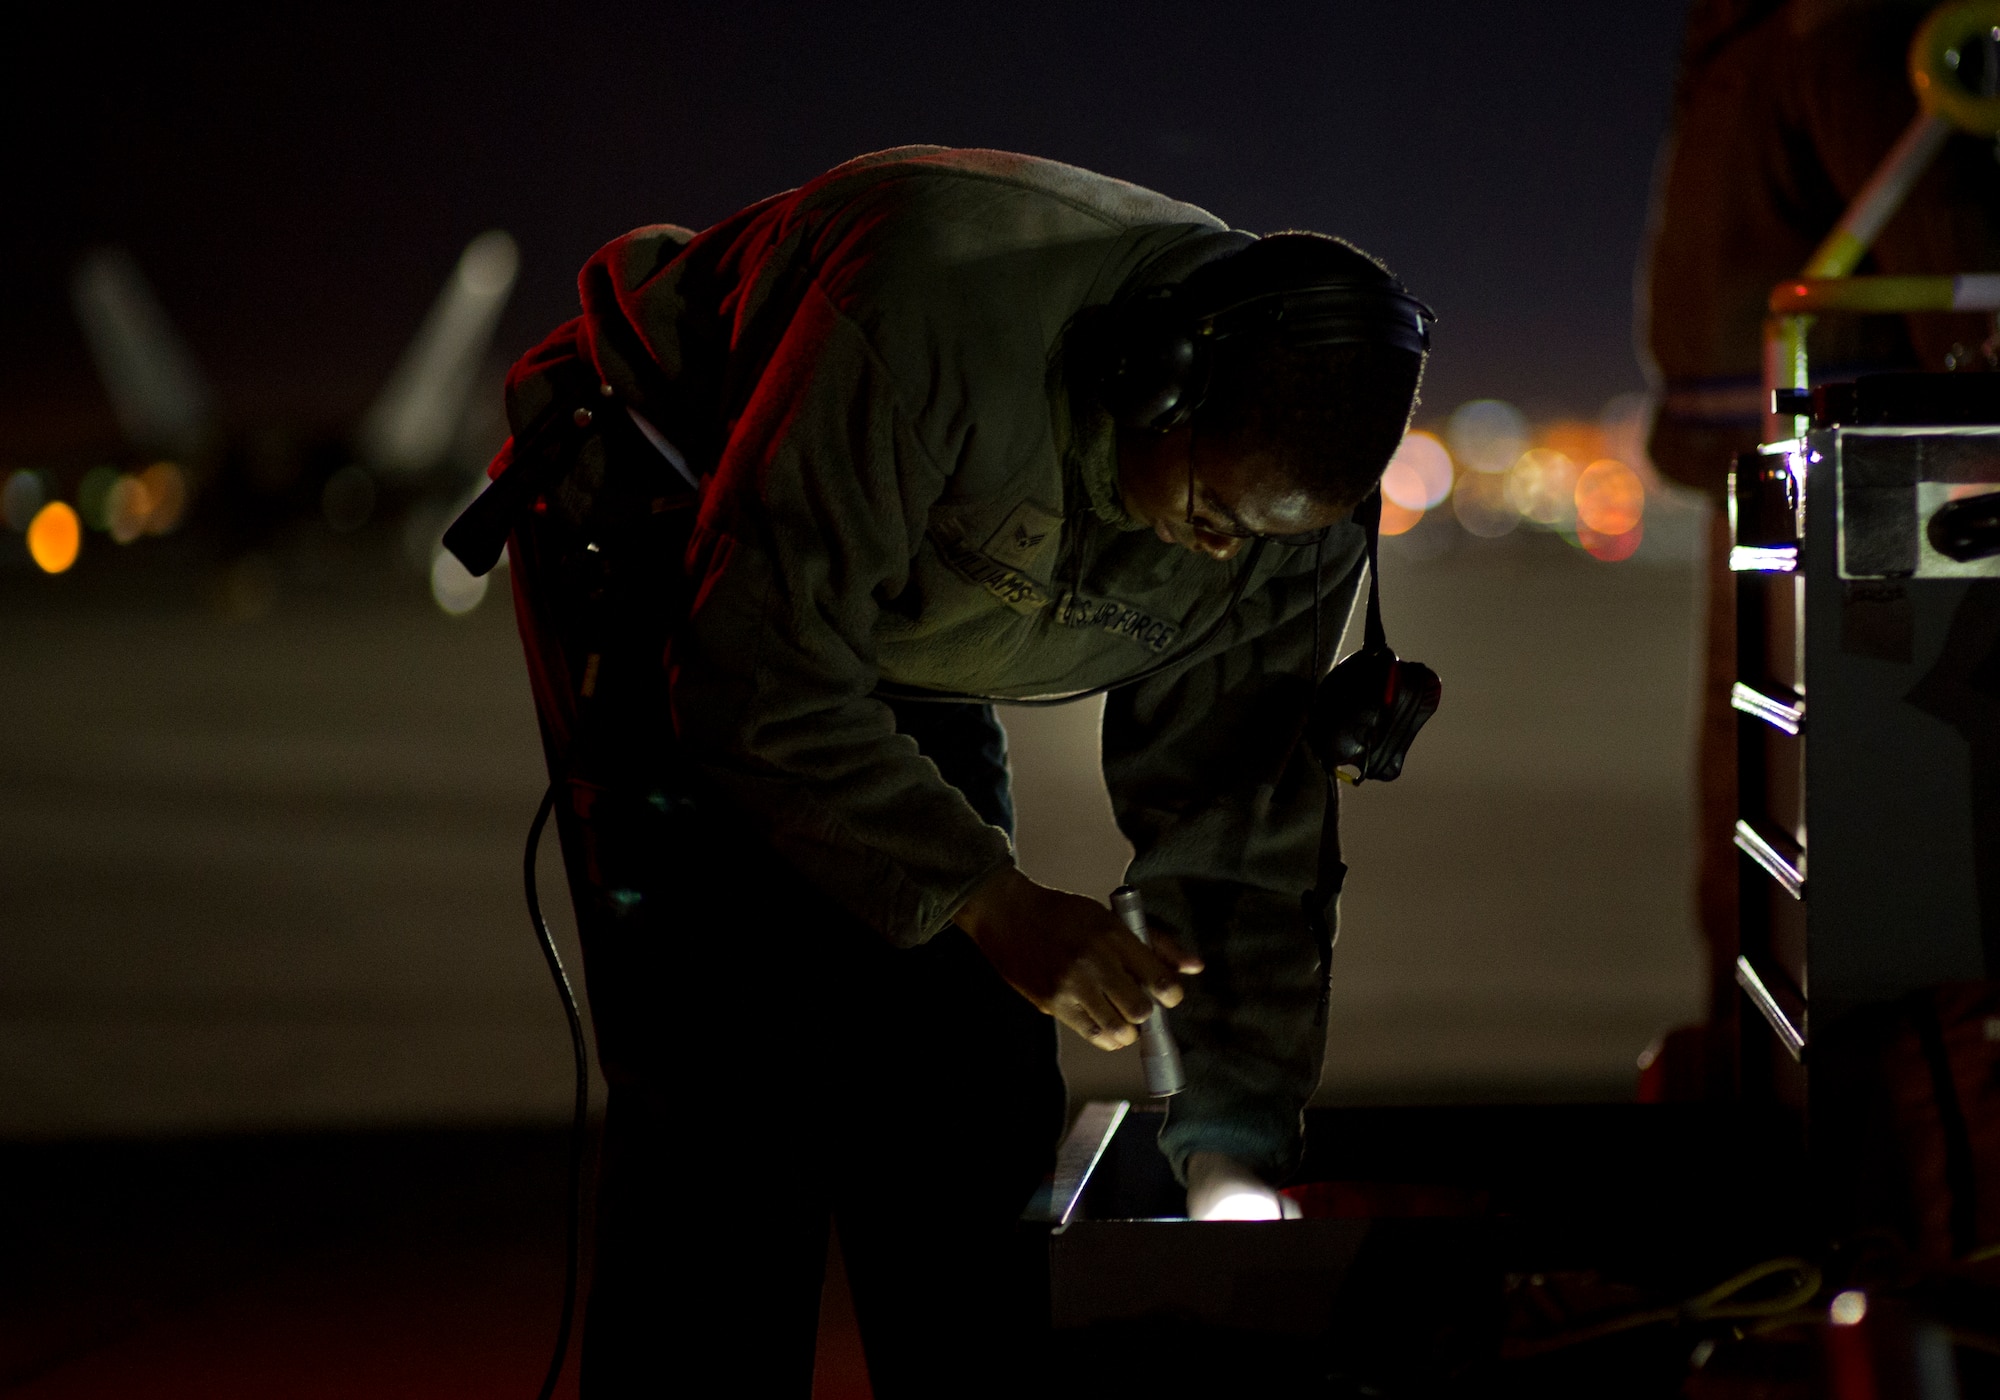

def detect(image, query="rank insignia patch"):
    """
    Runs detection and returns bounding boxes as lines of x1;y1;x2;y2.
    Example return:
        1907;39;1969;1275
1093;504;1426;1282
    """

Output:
983;501;1065;569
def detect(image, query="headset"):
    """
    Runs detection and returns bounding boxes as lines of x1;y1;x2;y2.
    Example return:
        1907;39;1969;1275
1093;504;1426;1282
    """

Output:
1097;268;1437;432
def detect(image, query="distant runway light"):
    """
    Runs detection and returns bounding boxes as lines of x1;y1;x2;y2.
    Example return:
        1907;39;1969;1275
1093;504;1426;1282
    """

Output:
1451;470;1518;537
1446;400;1528;474
1579;521;1644;561
139;462;188;534
1506;449;1580;527
107;473;153;543
1575;459;1645;537
1536;420;1607;466
77;466;119;531
1380;498;1424;535
2;469;48;530
27;501;80;573
1383;431;1454;510
431;547;488;615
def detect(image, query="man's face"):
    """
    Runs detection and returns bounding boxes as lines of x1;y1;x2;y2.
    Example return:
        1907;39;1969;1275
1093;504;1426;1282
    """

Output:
1114;423;1349;560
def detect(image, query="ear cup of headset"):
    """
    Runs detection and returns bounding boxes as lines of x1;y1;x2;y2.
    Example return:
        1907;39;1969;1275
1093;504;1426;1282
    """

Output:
1095;279;1433;432
1097;292;1210;431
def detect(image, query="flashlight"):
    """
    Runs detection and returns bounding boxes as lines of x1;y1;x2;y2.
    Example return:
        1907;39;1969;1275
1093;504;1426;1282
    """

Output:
1110;885;1186;1097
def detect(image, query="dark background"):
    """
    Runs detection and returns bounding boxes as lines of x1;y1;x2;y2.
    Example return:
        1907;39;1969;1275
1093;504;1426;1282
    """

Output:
4;0;1687;461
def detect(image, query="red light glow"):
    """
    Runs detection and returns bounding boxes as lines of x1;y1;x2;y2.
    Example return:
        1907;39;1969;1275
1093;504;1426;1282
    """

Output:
1579;520;1643;561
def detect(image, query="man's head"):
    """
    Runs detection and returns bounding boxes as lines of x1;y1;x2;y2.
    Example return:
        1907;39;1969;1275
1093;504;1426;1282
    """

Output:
1108;232;1429;559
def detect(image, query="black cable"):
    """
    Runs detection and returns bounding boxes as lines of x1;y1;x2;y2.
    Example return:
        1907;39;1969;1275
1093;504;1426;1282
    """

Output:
1311;530;1325;677
525;784;589;1400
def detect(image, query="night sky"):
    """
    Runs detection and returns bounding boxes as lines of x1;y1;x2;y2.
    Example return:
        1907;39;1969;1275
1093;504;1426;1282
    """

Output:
5;1;1689;458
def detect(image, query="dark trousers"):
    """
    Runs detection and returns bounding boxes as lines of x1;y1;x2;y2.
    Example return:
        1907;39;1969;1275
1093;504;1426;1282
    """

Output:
560;702;1064;1397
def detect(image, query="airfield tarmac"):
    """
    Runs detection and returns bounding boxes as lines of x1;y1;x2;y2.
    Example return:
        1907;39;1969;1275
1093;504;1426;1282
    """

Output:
0;504;1708;1136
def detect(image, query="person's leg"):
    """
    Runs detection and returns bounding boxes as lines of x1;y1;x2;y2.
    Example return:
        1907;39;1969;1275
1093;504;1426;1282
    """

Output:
831;702;1065;1397
581;1084;829;1396
831;928;1065;1398
507;454;835;1395
571;697;1060;1394
570;789;831;1396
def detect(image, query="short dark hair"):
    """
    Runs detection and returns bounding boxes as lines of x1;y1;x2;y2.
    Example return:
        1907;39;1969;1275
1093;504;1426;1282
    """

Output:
1188;233;1426;510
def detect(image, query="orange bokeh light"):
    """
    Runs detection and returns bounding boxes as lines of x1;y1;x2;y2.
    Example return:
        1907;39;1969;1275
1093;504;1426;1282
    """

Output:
1383;431;1455;510
139;462;189;534
1574;458;1645;536
1538;421;1608;465
107;474;153;544
1380;497;1424;536
1579;519;1644;561
28;501;81;574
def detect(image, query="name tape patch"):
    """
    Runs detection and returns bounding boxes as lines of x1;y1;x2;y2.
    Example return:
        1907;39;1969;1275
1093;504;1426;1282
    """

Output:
933;525;1181;653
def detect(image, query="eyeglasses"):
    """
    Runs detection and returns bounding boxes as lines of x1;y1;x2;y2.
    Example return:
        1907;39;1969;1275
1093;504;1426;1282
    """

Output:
1184;435;1334;547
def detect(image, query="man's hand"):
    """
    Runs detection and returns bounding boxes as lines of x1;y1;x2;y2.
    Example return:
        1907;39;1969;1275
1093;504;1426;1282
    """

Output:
955;866;1201;1051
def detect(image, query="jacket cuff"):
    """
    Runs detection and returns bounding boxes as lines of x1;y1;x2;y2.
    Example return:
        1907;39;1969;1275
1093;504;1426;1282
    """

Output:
1158;1098;1303;1188
924;849;1018;944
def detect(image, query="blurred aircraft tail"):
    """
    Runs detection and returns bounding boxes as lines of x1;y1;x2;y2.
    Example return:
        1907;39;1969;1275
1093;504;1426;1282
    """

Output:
70;248;215;458
358;230;519;475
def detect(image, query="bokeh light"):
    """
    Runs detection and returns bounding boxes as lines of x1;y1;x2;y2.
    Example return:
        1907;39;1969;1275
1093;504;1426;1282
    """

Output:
1420;401;1664;554
2;469;48;530
1505;449;1580;527
27;501;81;574
1452;470;1518;537
107;473;153;544
1579;521;1644;561
1537;421;1608;467
77;466;120;532
138;462;189;534
1446;400;1528;474
430;548;489;615
1575;458;1645;536
1380;497;1424;536
1382;431;1454;510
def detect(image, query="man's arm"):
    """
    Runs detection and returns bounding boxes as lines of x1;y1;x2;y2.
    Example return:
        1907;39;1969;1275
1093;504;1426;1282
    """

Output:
1101;533;1366;1186
668;269;1213;1054
668;284;1018;946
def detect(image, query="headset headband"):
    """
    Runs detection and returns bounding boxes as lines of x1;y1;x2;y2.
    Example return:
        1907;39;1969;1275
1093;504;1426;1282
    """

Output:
1199;281;1436;357
1095;259;1436;433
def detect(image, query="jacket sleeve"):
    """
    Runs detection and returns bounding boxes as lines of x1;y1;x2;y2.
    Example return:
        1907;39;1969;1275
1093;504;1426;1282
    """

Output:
1101;538;1365;1183
667;278;1015;946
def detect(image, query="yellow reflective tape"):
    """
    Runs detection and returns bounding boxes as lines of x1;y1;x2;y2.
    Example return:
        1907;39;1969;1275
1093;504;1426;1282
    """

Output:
1769;276;1958;313
1803;230;1870;280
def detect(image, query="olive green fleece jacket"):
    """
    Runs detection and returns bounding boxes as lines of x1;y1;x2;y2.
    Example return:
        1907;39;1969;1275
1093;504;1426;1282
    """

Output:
507;147;1366;1181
